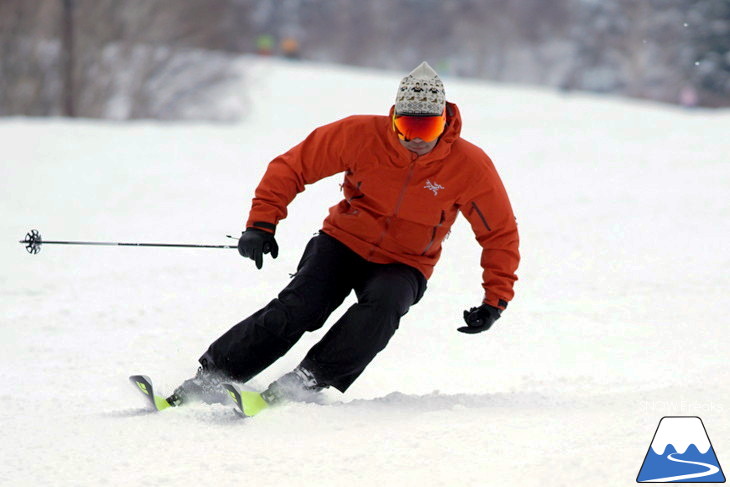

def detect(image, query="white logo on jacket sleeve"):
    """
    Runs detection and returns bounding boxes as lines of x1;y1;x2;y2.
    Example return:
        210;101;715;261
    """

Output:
424;180;445;196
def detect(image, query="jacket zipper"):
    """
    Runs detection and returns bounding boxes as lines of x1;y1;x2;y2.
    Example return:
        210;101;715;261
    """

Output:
346;181;364;214
392;163;416;216
470;201;492;231
369;162;416;258
421;210;446;256
347;181;363;203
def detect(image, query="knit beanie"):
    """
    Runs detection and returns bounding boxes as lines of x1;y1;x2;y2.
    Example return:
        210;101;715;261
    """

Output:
395;61;446;116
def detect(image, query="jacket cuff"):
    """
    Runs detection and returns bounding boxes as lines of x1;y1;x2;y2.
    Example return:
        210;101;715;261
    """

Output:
248;221;276;234
483;296;509;310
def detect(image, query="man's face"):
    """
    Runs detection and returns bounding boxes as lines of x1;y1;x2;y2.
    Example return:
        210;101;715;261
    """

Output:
392;110;445;156
399;137;439;156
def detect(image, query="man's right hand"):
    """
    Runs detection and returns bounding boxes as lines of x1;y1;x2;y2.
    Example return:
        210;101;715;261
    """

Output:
458;303;501;334
238;228;279;269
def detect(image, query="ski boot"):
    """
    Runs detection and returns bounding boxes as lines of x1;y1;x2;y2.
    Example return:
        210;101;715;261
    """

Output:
166;364;229;407
260;365;327;405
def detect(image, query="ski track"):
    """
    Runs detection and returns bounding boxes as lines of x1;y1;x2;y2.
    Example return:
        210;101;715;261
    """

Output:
1;58;729;486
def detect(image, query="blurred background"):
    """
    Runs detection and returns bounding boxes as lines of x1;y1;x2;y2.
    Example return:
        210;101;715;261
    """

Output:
1;0;729;121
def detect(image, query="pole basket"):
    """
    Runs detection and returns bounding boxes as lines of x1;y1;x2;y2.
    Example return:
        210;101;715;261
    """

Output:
23;229;42;254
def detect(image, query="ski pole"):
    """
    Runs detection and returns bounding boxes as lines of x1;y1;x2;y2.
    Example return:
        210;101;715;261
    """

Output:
19;229;238;255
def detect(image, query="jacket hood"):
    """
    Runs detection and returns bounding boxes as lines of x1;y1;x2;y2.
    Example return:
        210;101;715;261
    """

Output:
386;102;462;164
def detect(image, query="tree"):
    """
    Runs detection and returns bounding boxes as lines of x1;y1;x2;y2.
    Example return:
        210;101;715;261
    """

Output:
688;0;730;106
1;0;243;119
0;0;62;116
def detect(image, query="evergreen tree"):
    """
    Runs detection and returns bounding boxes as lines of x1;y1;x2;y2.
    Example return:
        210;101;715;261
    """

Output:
688;0;730;105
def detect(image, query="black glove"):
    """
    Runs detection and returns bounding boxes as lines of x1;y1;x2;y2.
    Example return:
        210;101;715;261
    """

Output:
237;228;278;269
458;304;502;334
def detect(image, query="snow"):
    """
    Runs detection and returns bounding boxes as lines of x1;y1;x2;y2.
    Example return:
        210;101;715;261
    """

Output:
1;57;729;486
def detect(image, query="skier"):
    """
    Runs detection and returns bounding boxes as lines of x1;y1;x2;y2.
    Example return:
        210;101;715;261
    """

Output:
167;62;520;407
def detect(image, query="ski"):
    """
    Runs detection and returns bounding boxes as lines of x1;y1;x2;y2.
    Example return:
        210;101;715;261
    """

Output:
222;382;270;417
129;375;172;411
129;375;267;417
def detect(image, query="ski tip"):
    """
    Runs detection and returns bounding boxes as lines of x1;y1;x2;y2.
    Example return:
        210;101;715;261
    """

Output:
222;382;270;417
129;375;170;412
222;383;244;410
129;375;153;396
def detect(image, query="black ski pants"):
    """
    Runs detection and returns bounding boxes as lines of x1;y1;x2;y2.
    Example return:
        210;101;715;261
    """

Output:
200;231;427;392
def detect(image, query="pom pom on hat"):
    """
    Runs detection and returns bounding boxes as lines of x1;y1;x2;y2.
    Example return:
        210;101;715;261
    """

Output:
395;61;446;116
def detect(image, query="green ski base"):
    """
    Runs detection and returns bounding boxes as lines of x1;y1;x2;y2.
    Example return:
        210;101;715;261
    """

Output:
129;375;171;411
222;383;270;417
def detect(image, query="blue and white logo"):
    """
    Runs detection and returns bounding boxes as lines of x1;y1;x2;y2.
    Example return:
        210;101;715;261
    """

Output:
637;416;725;483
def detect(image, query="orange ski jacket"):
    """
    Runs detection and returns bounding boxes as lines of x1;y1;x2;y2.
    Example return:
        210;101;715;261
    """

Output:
246;103;519;309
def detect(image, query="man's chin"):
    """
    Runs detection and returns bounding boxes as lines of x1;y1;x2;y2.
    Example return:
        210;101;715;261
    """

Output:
399;138;437;155
407;143;431;154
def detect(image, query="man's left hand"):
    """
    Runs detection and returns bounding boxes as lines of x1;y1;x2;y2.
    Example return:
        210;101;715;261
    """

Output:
458;304;502;334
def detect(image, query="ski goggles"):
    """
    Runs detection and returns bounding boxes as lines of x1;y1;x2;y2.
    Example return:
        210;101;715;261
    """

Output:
392;110;446;142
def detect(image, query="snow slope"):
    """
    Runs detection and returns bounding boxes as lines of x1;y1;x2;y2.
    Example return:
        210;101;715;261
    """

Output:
1;58;729;486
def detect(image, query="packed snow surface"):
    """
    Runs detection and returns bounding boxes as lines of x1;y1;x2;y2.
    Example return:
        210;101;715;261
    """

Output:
2;58;729;486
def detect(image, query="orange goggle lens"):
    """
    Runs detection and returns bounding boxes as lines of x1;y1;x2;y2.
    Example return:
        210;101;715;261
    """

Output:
392;111;446;142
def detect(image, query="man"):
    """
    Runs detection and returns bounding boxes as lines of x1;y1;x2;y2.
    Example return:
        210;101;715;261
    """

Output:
167;62;520;407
